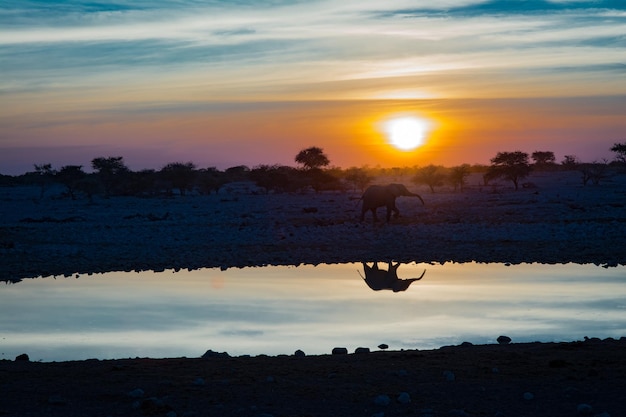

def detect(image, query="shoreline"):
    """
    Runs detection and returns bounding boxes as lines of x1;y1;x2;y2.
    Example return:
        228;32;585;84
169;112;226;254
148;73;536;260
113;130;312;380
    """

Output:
2;338;625;416
2;171;626;281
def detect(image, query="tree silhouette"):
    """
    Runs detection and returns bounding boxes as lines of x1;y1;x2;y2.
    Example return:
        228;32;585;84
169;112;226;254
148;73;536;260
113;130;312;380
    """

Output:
448;164;470;191
412;165;445;193
91;156;129;197
579;160;608;186
33;163;57;199
308;168;343;193
531;151;556;169
295;147;330;170
160;162;196;195
224;165;250;182
486;151;532;190
610;142;626;164
250;164;305;193
344;167;373;192
196;167;227;195
561;155;579;169
56;165;86;200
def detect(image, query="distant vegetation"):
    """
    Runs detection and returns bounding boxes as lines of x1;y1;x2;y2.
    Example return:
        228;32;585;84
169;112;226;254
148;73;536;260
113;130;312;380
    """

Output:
1;142;624;199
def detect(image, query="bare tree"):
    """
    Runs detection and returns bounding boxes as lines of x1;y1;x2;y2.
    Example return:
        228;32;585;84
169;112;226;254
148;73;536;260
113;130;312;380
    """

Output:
579;160;608;186
561;155;579;169
33;163;57;200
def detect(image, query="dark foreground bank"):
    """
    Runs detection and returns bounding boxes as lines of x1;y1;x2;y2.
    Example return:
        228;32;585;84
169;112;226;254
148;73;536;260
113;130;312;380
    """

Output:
2;338;625;417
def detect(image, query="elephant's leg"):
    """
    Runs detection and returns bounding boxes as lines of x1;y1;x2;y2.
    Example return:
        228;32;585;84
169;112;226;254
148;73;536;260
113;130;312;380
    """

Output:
371;208;379;222
385;204;394;222
389;262;400;279
392;204;400;218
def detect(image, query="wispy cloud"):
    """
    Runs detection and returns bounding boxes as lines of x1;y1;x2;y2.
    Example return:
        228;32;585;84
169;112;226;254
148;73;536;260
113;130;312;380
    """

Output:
1;0;624;101
1;1;625;173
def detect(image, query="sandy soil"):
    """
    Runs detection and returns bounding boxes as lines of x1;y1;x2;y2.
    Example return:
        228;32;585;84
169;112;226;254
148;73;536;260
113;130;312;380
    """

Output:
1;338;625;417
1;171;625;282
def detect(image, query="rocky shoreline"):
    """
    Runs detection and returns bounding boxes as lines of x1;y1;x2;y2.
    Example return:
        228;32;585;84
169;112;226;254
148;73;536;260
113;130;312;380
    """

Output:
2;338;625;417
2;171;625;282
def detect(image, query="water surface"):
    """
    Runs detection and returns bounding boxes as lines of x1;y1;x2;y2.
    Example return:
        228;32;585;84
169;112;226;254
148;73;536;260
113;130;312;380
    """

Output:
1;262;624;362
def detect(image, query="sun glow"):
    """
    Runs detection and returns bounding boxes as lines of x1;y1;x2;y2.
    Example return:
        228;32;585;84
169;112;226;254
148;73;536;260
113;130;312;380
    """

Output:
383;116;430;151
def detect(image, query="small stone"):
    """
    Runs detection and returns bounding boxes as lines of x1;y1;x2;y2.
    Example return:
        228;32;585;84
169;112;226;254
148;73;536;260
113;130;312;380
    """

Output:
127;388;145;398
563;387;581;400
576;403;593;415
497;335;512;345
140;397;171;414
192;377;205;386
332;347;348;355
355;347;370;354
523;392;534;400
549;359;569;368
460;341;473;347
294;349;306;357
15;353;29;361
443;370;455;381
47;395;66;405
397;392;411;404
374;394;391;406
378;344;389;350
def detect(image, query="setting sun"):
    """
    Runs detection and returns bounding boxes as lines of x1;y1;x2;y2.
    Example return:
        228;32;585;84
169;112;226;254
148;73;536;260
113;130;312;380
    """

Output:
383;116;430;151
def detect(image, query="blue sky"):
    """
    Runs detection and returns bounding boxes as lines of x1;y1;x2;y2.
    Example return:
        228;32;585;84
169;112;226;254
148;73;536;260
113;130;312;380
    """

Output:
1;0;625;173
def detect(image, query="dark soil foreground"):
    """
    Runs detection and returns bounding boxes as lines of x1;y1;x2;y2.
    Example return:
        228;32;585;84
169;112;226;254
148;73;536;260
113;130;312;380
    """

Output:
2;338;625;417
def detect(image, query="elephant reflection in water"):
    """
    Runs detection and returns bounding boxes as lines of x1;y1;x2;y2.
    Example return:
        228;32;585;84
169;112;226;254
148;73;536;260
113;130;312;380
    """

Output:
359;261;426;292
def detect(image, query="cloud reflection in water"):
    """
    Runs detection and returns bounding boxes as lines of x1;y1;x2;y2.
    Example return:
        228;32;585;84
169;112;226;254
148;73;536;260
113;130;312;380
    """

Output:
0;262;624;362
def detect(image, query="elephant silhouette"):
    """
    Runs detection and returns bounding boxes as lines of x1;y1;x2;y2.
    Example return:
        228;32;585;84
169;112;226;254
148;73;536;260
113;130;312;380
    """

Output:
360;183;425;222
359;261;426;292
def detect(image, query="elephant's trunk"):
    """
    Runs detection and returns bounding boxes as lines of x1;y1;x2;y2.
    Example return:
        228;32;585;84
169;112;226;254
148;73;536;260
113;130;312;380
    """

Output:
408;192;425;205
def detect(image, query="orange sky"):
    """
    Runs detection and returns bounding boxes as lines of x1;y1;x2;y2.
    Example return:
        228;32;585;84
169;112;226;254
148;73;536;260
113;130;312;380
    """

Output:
5;97;624;172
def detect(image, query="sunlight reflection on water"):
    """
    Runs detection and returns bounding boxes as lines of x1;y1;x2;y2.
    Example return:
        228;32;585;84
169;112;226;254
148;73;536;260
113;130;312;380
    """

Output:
1;262;624;362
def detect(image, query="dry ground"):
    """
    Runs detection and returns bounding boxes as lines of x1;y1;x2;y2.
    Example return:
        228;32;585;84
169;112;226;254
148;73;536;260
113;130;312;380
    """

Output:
1;171;625;282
